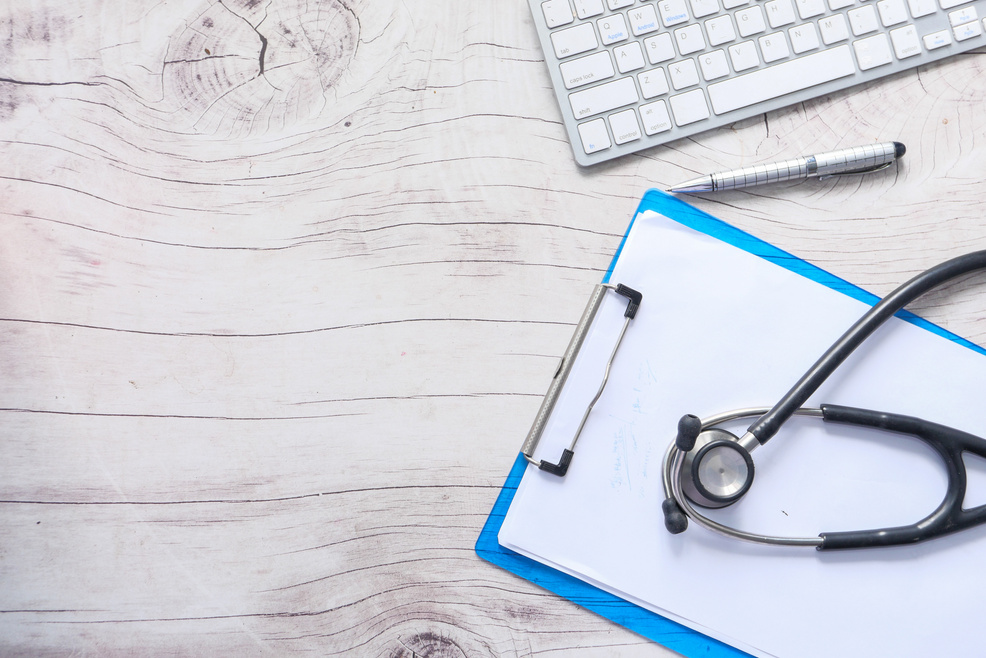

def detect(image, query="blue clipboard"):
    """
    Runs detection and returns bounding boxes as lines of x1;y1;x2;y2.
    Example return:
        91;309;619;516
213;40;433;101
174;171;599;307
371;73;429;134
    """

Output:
475;189;986;657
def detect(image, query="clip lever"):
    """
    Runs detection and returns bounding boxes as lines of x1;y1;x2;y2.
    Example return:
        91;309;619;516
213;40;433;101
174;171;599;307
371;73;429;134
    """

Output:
521;283;642;476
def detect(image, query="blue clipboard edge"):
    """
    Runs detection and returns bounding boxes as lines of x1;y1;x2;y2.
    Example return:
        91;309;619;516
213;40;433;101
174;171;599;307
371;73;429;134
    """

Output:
475;189;986;657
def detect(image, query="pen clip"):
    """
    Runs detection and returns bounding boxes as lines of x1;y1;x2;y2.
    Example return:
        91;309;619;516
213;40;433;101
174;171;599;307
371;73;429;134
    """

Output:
818;161;893;180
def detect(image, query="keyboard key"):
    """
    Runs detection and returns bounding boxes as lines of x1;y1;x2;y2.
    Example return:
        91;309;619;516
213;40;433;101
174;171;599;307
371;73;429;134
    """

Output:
795;0;827;19
542;0;575;28
629;5;662;34
644;33;677;62
551;23;598;58
669;89;711;124
789;22;820;52
907;0;937;16
559;51;615;89
598;13;630;44
690;0;722;18
949;6;978;25
828;0;855;9
639;68;671;97
759;31;790;61
707;44;855;114
723;0;750;8
819;13;850;43
608;0;635;7
877;0;909;26
609;109;642;143
706;15;738;45
765;0;797;27
698;49;731;79
658;0;691;26
577;118;611;153
849;5;880;35
736;6;767;36
923;28;952;48
640;100;673;134
728;39;761;70
614;41;646;72
569;76;639;119
953;19;982;39
939;0;973;9
889;24;921;57
853;33;893;68
668;58;700;88
675;23;707;54
574;0;606;19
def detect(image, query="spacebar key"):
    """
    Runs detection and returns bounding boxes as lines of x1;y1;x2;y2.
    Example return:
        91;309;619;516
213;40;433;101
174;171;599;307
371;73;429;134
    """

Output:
707;45;856;115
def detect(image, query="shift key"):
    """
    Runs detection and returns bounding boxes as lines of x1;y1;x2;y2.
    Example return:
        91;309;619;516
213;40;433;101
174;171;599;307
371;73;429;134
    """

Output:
569;77;639;120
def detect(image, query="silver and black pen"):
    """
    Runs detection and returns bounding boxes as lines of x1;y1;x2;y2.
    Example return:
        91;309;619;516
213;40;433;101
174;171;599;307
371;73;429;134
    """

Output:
667;142;906;194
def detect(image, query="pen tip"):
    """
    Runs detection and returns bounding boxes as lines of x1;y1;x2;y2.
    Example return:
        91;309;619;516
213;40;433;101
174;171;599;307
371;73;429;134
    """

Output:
894;142;906;158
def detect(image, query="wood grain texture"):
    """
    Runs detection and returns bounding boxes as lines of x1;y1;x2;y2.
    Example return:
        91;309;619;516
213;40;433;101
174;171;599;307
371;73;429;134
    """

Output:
1;0;984;655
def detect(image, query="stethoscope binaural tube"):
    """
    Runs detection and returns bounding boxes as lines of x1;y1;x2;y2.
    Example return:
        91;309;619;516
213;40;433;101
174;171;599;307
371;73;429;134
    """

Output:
662;250;986;550
662;407;826;548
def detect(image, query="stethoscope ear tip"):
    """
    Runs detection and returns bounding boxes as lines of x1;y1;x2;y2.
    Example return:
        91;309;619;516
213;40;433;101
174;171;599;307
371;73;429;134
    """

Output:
662;497;689;534
676;414;703;452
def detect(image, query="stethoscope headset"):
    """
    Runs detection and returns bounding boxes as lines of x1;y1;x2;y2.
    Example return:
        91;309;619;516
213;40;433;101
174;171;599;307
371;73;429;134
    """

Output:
661;251;986;550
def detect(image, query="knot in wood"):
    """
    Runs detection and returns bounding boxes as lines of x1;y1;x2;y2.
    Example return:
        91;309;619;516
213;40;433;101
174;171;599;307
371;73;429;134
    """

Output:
394;631;469;658
163;0;359;136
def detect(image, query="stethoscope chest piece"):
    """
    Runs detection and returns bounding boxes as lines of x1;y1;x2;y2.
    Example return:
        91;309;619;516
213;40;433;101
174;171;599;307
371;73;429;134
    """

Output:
678;426;755;509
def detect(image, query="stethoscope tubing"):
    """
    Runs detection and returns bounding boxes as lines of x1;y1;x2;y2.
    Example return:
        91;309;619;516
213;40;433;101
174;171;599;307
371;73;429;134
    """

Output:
747;251;986;448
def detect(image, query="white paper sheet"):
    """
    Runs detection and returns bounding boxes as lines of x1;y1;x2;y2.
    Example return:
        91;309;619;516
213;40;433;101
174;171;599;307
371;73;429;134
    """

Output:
499;210;986;658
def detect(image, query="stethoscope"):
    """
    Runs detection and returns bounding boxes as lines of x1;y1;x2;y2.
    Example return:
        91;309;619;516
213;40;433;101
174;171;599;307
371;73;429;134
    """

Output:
661;251;986;550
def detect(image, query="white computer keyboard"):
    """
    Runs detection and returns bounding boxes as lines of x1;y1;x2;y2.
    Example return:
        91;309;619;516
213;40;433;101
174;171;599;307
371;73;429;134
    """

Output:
529;0;986;165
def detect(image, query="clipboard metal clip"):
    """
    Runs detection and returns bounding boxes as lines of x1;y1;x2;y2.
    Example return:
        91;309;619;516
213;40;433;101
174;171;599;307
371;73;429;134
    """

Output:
521;282;642;477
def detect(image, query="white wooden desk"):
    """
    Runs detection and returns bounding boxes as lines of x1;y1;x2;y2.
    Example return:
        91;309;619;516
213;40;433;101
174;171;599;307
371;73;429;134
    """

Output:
1;1;984;655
